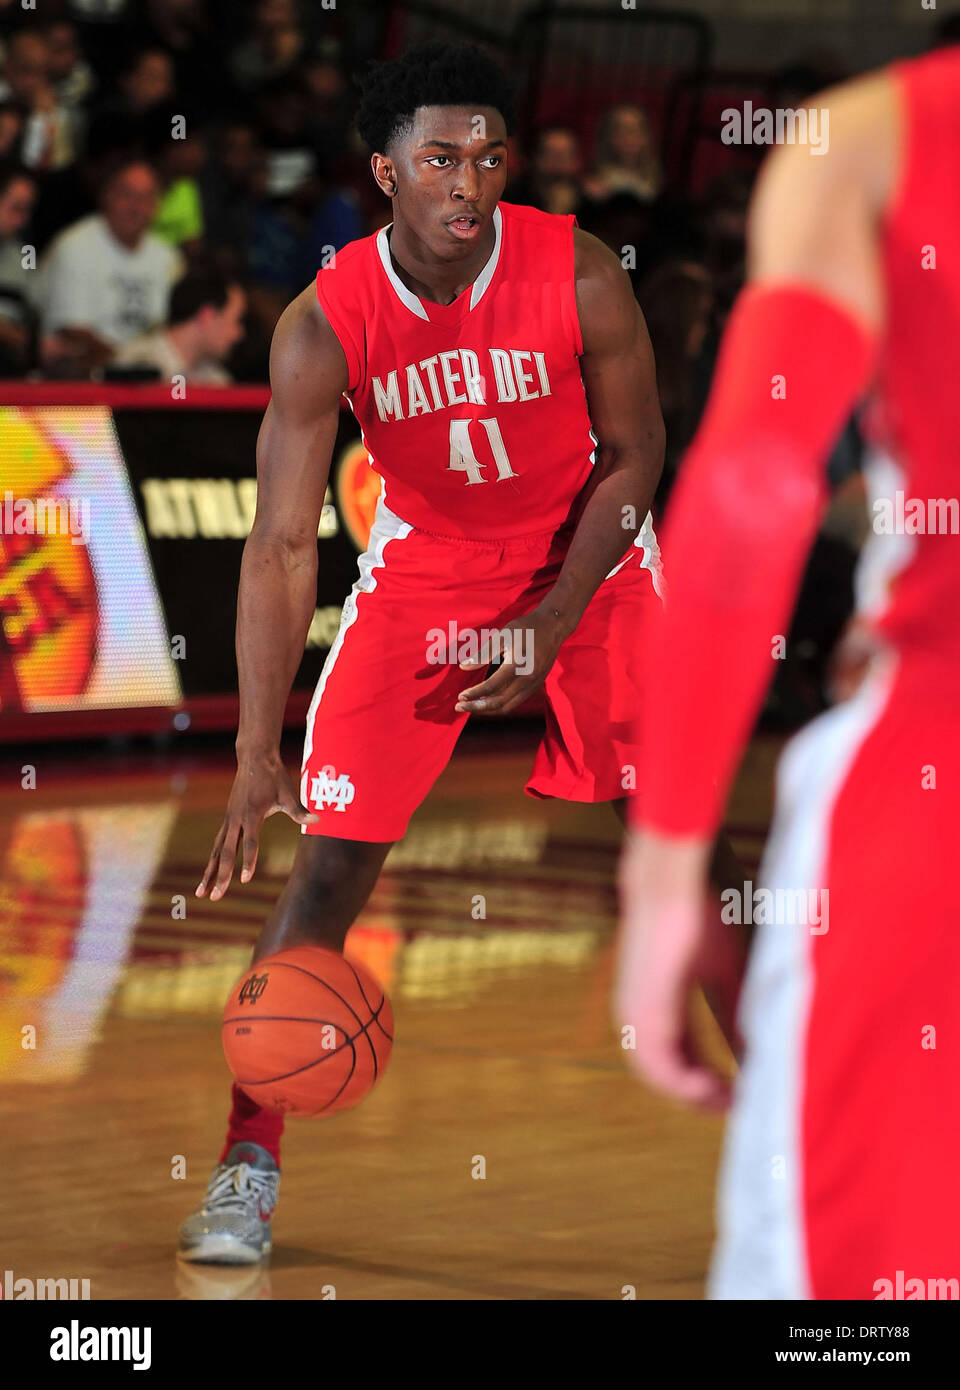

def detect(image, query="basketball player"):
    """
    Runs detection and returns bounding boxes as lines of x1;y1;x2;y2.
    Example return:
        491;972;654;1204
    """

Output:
616;46;960;1298
179;41;732;1264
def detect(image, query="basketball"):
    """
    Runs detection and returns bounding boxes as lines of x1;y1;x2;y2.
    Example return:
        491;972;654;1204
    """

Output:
221;946;394;1118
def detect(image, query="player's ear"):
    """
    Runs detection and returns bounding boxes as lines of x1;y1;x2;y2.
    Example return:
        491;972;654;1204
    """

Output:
371;153;397;198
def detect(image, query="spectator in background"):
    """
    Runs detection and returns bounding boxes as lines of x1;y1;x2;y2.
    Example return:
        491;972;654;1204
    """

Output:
254;71;324;200
577;189;658;284
60;0;138;94
246;157;364;313
199;119;260;266
245;63;364;311
0;99;24;159
299;44;378;230
0;31;80;172
585;104;662;203
507;126;584;216
111;262;245;384
145;108;208;249
132;0;227;117
35;156;181;374
296;174;365;283
0;160;37;375
301;44;355;176
85;47;174;162
228;0;305;94
41;19;96;110
637;259;714;510
696;169;753;317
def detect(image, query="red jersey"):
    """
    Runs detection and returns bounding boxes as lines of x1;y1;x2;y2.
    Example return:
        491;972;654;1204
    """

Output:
317;201;636;543
860;47;960;666
632;47;960;838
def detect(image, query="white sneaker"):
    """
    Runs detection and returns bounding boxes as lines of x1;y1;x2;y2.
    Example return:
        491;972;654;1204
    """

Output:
178;1142;280;1265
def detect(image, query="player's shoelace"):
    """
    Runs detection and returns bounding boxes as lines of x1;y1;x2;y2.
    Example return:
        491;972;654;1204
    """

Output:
203;1162;276;1217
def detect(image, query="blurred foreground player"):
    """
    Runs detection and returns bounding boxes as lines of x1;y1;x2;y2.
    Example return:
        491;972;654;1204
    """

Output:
177;41;671;1263
616;48;960;1298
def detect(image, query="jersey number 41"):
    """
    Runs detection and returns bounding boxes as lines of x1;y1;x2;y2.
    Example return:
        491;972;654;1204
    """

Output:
448;418;517;485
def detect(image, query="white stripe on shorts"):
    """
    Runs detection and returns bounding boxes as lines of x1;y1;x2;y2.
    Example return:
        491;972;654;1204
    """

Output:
708;656;896;1299
299;482;413;823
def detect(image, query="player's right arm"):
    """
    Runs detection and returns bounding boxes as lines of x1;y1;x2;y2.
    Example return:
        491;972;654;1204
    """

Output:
197;284;349;901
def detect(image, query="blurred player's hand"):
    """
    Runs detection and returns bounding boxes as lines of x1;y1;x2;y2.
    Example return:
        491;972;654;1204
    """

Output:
614;829;740;1110
454;604;568;715
196;756;318;901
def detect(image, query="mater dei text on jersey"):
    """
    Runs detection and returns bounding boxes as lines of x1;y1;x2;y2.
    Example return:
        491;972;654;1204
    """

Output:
371;347;552;422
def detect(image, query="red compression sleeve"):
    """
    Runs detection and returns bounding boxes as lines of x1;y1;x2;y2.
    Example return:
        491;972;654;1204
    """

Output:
633;283;878;837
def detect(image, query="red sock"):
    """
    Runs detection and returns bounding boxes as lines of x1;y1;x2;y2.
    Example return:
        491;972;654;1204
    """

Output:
219;1083;284;1166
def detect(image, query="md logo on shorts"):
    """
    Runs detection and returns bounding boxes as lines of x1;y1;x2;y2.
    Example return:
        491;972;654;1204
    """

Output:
310;764;356;813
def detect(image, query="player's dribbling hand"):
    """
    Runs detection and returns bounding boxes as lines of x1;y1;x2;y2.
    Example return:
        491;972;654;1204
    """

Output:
614;829;735;1111
196;755;318;901
454;604;568;714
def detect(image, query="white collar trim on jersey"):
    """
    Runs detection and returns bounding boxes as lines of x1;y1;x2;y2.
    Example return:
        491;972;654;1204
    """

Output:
376;205;503;319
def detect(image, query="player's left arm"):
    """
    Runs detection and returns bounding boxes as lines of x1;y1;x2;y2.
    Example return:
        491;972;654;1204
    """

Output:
537;229;666;627
455;231;664;714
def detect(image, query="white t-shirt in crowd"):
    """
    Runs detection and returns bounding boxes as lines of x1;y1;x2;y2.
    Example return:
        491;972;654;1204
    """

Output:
111;328;232;385
36;214;181;346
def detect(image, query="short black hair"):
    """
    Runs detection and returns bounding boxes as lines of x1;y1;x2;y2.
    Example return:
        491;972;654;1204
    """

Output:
169;265;237;325
355;41;515;154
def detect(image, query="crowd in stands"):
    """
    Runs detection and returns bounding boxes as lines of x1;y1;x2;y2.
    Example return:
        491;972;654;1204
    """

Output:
0;0;769;394
0;0;371;382
7;1;941;722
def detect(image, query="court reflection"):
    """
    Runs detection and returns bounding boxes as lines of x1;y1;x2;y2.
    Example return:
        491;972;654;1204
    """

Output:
0;741;769;1299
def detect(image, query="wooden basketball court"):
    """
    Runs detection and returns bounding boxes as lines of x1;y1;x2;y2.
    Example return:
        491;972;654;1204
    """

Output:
0;728;778;1300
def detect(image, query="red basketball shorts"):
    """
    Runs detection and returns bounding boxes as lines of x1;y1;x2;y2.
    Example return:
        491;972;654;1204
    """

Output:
709;654;960;1299
300;494;663;842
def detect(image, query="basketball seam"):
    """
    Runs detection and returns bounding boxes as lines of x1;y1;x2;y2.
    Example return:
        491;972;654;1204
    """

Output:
238;1039;359;1116
225;1004;389;1081
341;955;394;1043
224;955;392;1108
231;1034;357;1088
260;958;390;1074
